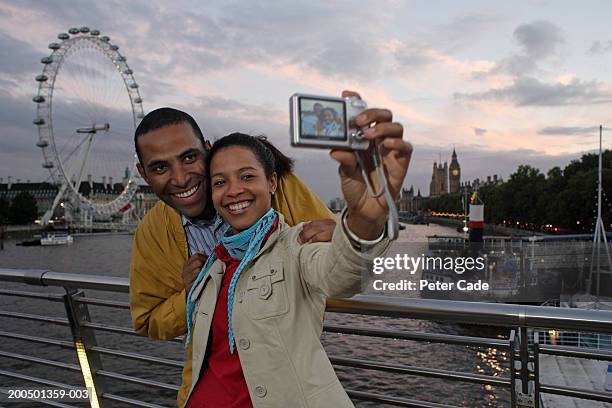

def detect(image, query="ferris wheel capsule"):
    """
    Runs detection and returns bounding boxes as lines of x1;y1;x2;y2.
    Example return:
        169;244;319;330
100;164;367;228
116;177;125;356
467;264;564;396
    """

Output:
32;95;45;103
90;30;100;36
41;56;53;64
33;118;45;125
58;33;69;40
68;28;80;35
48;43;60;50
36;140;49;148
35;74;48;82
79;27;90;33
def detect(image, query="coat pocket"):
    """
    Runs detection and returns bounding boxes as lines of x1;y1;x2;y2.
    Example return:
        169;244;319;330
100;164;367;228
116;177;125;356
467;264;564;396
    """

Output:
245;262;289;319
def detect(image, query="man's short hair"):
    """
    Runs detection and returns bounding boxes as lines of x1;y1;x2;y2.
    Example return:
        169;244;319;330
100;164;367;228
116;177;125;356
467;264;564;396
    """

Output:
134;107;207;164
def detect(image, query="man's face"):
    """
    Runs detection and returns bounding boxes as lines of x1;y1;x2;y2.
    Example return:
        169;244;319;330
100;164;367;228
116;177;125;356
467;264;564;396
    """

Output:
136;122;208;218
322;110;334;124
314;104;322;116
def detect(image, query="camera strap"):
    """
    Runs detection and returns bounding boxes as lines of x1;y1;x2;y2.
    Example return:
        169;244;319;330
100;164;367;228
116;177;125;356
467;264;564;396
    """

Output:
354;142;399;241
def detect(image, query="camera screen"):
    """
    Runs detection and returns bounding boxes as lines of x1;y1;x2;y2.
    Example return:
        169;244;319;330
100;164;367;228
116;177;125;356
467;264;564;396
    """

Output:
298;97;346;141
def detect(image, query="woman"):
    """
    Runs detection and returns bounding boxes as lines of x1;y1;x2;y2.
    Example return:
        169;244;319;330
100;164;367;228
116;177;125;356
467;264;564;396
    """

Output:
185;97;410;407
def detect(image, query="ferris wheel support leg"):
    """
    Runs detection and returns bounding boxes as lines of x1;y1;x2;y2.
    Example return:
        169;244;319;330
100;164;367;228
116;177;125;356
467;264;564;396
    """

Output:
42;183;69;226
73;133;95;193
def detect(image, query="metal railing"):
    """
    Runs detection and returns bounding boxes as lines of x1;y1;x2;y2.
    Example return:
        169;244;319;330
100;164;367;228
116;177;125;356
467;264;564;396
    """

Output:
1;267;612;407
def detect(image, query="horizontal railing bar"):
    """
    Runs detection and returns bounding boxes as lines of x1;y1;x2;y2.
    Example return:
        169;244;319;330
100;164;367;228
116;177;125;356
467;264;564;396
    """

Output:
328;295;612;334
97;370;180;391
0;350;80;372
74;297;130;309
80;322;142;336
101;392;170;408
538;344;612;362
0;268;129;293
81;322;183;344
90;346;183;368
0;310;69;326
0;330;74;349
0;289;63;301
347;389;458;408
540;383;612;403
3;269;612;334
0;369;82;390
330;356;510;387
324;323;510;348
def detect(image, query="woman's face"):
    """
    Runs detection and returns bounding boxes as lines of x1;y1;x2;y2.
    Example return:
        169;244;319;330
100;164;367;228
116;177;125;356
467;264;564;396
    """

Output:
210;146;277;233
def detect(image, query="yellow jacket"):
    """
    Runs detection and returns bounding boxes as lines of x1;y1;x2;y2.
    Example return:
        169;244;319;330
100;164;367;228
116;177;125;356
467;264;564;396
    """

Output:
129;173;334;406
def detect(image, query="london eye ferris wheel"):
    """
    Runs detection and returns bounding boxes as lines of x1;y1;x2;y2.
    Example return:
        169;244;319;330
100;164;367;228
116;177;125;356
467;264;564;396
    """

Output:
32;27;144;224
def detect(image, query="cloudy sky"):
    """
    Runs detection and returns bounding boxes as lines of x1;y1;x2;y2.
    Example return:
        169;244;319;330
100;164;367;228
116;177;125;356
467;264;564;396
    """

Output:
1;0;611;201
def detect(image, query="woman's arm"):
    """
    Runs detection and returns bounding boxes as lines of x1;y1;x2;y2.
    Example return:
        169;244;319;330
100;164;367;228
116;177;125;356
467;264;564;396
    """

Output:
294;210;389;298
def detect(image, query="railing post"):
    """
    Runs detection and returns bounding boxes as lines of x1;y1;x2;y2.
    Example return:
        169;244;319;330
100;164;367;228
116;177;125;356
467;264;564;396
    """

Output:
510;330;516;408
515;327;535;408
63;289;105;408
533;332;540;408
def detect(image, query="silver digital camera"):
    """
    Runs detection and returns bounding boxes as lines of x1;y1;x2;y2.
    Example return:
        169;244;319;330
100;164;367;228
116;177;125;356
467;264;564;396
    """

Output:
289;93;369;150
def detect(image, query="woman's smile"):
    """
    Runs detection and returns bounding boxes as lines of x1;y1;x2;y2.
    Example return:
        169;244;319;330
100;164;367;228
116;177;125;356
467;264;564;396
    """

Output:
225;200;253;214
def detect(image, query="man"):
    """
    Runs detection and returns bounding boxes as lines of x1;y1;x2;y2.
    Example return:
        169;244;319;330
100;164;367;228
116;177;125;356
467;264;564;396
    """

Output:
301;102;323;135
129;108;336;405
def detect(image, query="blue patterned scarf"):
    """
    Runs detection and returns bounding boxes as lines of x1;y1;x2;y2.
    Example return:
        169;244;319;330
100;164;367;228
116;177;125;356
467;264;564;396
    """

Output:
185;208;278;352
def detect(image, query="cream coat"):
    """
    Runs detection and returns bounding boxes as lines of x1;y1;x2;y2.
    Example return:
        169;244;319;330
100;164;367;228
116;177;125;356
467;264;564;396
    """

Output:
187;215;389;407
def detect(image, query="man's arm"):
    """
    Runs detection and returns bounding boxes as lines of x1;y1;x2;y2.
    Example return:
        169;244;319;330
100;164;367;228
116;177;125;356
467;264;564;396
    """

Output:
129;204;188;340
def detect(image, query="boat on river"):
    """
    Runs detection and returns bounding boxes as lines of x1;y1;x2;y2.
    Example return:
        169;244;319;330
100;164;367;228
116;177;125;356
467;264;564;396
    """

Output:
40;230;73;246
420;234;610;304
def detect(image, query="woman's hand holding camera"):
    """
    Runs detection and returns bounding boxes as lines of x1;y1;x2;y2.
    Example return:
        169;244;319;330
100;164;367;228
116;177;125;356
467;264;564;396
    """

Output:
330;91;412;240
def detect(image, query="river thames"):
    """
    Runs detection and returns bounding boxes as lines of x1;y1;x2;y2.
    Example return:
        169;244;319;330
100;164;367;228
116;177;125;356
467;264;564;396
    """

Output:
0;223;511;407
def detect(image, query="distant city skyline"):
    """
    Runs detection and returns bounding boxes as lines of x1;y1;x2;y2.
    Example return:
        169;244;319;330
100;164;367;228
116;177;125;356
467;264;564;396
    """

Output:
1;1;611;201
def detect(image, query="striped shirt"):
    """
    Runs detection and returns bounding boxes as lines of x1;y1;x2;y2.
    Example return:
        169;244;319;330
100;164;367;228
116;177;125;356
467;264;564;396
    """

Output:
181;214;228;257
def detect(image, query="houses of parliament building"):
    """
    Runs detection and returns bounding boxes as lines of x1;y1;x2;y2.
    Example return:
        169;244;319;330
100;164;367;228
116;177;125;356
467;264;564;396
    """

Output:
429;148;460;196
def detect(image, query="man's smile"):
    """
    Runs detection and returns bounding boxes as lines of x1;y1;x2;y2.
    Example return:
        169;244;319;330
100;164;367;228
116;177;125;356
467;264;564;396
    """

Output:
170;182;201;199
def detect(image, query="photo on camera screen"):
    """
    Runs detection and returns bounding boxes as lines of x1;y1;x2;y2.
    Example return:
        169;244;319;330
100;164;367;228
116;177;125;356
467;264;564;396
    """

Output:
298;97;346;141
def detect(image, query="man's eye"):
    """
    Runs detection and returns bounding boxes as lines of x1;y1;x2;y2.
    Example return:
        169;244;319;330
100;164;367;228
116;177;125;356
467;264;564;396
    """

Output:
184;153;197;163
151;165;167;174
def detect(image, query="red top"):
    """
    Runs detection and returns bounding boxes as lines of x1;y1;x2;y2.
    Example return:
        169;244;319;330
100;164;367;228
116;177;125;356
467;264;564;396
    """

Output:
187;218;278;408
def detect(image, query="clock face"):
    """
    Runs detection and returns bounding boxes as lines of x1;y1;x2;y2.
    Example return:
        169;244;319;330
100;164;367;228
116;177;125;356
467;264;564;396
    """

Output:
452;169;459;176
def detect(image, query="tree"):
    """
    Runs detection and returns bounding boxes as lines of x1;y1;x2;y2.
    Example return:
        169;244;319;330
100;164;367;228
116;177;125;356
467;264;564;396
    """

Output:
8;192;38;225
0;196;9;224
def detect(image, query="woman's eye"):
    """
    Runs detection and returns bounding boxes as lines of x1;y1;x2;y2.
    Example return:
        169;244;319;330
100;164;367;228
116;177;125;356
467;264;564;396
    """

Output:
212;179;225;187
242;174;255;180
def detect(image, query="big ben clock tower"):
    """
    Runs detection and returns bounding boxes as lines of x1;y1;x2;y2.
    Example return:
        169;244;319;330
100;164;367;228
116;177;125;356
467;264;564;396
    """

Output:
449;148;460;193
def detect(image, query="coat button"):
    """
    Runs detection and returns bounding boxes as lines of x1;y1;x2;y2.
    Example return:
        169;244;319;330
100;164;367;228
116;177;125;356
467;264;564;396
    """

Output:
254;385;267;398
238;338;250;350
270;268;276;275
259;284;270;297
